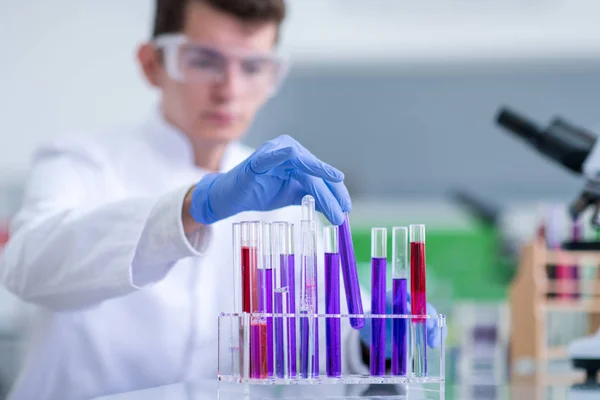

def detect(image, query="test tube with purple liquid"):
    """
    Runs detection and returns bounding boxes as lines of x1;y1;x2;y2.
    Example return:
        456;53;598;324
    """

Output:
339;213;365;330
324;225;341;377
287;223;297;376
272;222;291;378
370;227;387;376
261;223;274;378
392;227;409;376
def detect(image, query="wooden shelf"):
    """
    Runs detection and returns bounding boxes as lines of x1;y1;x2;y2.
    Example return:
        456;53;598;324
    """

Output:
544;346;568;360
510;240;600;386
546;250;600;265
542;299;600;312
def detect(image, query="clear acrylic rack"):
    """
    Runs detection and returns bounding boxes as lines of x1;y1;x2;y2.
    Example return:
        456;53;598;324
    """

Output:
217;312;446;397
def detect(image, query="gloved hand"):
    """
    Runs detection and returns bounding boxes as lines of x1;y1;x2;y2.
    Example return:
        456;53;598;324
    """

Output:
359;290;445;358
189;135;352;225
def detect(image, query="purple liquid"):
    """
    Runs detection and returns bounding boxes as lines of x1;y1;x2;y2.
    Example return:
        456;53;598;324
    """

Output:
274;289;289;377
370;257;387;376
287;254;297;376
300;255;319;378
300;312;319;378
392;278;408;375
262;269;274;377
338;214;365;329
325;252;341;377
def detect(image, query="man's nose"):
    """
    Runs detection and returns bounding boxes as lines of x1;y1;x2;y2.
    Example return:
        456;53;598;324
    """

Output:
212;64;245;102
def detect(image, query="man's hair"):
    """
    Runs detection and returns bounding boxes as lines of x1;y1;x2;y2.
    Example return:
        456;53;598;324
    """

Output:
152;0;287;38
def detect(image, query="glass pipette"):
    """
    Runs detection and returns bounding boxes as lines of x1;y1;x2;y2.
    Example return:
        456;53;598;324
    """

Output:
300;195;319;378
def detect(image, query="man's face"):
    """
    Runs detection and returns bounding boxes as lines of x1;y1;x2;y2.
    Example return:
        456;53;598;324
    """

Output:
158;2;279;144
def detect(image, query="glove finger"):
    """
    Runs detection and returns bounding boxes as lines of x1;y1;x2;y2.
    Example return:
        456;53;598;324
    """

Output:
324;180;352;213
292;172;345;225
426;304;442;348
250;147;344;183
290;153;344;182
249;147;293;174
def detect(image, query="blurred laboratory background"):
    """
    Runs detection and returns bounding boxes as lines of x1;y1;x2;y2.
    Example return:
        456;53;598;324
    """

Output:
2;0;600;398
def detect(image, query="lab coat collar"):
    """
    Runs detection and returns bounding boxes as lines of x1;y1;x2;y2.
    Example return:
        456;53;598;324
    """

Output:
144;106;244;174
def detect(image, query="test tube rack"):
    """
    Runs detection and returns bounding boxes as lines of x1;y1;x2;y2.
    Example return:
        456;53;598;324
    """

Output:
510;237;600;390
217;312;446;392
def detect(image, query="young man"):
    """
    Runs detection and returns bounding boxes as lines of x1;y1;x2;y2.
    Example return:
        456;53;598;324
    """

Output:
1;1;352;399
1;1;441;398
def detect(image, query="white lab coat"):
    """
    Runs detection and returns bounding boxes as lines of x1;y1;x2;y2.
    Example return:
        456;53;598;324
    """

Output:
0;108;367;400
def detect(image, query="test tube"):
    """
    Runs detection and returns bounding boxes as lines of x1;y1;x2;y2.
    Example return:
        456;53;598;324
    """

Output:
286;223;297;377
261;223;274;378
300;195;319;378
410;224;427;377
370;228;387;376
339;213;365;329
232;222;242;377
272;222;291;378
392;227;409;376
324;225;341;378
241;221;266;379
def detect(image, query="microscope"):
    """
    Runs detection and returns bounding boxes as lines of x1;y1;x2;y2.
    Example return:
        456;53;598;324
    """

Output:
497;107;600;394
496;107;600;231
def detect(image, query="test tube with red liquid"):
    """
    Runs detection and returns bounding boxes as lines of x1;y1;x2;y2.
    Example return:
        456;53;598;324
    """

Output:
232;222;242;377
392;227;409;376
241;221;267;379
370;227;387;376
410;224;427;377
324;225;341;377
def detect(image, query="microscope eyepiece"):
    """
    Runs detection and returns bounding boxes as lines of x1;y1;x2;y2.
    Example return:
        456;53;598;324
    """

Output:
496;108;543;143
496;106;597;175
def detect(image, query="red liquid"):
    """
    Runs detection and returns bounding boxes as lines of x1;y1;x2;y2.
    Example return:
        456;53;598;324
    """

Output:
250;322;268;379
241;246;258;313
410;242;426;319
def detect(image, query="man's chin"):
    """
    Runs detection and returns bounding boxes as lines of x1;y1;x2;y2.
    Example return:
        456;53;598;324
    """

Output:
191;127;245;144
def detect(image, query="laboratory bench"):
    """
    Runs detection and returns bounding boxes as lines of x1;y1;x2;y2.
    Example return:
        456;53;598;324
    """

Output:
92;379;600;400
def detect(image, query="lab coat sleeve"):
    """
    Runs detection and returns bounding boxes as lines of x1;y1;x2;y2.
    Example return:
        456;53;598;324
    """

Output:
0;142;211;311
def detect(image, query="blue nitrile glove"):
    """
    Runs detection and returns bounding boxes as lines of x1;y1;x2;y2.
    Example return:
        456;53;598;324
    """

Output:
359;291;445;358
190;135;352;225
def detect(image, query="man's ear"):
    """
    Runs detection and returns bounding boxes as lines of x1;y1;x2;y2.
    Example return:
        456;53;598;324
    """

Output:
137;43;163;88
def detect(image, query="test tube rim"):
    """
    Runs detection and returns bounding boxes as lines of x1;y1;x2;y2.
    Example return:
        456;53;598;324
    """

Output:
371;227;387;259
324;225;339;254
409;224;426;243
392;226;409;279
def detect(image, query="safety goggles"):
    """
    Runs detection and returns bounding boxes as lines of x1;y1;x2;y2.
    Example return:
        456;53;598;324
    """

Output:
153;34;289;95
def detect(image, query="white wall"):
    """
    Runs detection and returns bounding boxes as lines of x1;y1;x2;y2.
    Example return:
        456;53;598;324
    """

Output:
2;0;600;177
0;0;157;177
